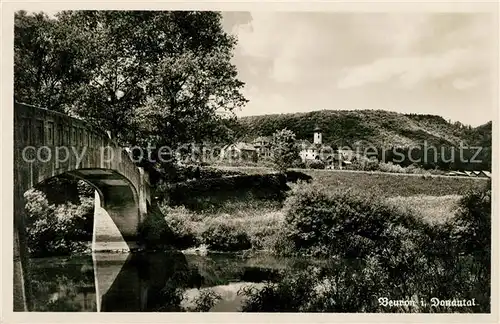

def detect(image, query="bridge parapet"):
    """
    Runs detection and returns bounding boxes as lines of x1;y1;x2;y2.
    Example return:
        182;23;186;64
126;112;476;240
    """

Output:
14;102;145;193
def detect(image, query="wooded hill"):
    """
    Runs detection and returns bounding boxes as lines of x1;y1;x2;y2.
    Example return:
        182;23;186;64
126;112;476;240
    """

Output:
233;109;492;149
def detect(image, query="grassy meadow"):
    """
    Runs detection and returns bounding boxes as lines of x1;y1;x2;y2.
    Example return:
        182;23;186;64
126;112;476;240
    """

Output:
215;166;488;197
146;166;488;253
207;166;486;228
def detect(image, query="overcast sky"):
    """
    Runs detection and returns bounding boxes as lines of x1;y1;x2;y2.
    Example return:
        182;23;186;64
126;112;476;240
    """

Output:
222;12;495;126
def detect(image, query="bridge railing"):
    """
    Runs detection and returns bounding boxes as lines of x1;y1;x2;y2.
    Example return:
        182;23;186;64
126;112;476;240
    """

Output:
14;102;114;149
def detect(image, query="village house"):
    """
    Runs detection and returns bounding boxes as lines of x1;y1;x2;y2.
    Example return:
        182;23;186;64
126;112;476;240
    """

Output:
219;142;258;162
217;127;356;168
252;136;272;159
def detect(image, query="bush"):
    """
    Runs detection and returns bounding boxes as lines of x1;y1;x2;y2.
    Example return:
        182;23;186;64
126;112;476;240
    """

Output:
279;182;428;258
450;181;491;258
447;180;491;305
138;205;198;250
179;165;245;180
285;170;313;183
187;289;222;312
378;161;406;173
351;156;378;171
24;189;93;257
242;180;492;313
201;222;252;252
239;251;488;313
306;159;325;169
162;174;289;211
137;206;171;249
77;180;95;198
239;268;320;312
291;160;306;169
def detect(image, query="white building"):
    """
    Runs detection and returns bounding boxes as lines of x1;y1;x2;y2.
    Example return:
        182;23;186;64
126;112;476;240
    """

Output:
297;126;352;169
313;125;322;145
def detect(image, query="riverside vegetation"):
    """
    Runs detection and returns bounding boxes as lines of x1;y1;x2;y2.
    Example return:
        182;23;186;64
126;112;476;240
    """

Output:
24;165;491;312
132;164;491;312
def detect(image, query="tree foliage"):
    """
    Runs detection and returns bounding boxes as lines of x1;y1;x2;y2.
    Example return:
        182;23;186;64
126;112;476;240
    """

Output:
270;129;300;173
14;11;94;113
14;10;247;147
24;188;93;257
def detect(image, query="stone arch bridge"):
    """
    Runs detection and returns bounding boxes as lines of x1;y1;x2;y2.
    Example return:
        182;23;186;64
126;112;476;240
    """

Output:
13;102;151;311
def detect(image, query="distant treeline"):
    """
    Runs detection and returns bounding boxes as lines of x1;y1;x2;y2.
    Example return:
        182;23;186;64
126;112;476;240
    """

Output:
369;145;492;171
232;110;491;171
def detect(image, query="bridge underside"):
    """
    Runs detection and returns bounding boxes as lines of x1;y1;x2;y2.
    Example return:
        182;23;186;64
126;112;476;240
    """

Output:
68;169;145;243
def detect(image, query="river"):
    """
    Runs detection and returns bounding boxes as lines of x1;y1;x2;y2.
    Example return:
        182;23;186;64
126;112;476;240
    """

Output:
28;251;326;312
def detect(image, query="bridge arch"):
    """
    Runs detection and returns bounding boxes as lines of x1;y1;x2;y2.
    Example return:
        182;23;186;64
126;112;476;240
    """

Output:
14;102;151;311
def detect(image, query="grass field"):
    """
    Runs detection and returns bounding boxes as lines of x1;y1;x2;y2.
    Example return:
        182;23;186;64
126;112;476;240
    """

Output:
386;195;462;224
214;166;488;197
161;166;487;252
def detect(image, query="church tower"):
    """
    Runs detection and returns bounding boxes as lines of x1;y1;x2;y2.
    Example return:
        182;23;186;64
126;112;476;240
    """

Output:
313;125;322;145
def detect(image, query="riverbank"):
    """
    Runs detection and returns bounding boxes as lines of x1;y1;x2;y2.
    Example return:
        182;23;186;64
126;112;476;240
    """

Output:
26;175;491;312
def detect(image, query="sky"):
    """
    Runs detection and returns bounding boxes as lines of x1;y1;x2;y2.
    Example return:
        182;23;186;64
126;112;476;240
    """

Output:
222;12;496;126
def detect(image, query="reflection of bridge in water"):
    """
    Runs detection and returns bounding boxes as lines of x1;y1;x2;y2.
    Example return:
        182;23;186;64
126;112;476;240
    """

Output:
14;102;152;311
29;252;192;312
29;250;291;312
94;251;193;312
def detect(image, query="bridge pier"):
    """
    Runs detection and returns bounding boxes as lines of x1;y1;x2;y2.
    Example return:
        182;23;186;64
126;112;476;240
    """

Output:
91;180;143;250
13;190;31;312
13;225;28;311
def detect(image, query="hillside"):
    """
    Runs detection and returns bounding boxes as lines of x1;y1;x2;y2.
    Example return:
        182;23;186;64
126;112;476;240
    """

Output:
233;110;492;149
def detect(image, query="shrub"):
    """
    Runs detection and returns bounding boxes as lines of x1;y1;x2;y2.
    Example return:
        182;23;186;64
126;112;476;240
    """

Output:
137;206;172;249
378;161;406;173
24;188;93;257
351;156;378;171
239;250;489;313
278;182;430;258
164;215;199;249
291;160;306;169
201;222;252;252
77;180;95;198
450;180;491;257
285;170;313;183
447;180;491;306
138;205;198;250
162;174;289;211
306;159;325;169
247;180;492;313
187;289;222;312
239;267;320;312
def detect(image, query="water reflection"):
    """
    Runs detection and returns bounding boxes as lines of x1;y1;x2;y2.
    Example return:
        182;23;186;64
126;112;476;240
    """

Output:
29;251;318;312
29;257;97;311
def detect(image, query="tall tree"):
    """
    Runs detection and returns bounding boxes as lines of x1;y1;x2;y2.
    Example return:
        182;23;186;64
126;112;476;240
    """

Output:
14;11;94;113
270;128;300;173
14;10;248;147
130;11;248;148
